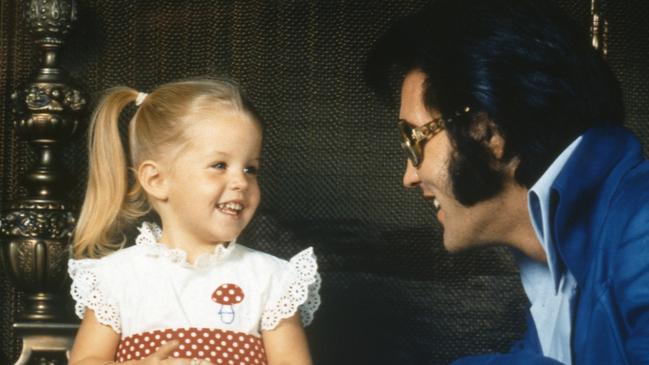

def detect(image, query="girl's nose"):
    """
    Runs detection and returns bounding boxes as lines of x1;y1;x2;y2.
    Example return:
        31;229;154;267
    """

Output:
229;170;249;191
402;160;421;188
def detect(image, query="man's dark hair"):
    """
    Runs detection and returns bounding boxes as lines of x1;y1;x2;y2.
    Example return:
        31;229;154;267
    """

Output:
366;0;624;206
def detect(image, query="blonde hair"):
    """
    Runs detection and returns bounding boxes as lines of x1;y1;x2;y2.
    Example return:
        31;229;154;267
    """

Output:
73;79;258;259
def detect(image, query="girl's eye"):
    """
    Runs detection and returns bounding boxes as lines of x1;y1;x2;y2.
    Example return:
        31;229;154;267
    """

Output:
211;162;227;170
243;166;258;175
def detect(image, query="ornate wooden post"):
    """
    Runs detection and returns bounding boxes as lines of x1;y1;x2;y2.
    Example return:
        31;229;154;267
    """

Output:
0;0;85;363
591;0;609;57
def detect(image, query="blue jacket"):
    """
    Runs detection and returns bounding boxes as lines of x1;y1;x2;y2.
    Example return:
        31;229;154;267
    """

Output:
453;125;649;365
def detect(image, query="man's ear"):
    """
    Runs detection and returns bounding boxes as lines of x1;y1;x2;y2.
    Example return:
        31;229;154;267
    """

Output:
138;160;169;202
471;116;506;160
487;128;506;161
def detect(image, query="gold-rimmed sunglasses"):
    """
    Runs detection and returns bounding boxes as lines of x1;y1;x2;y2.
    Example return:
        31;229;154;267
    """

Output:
398;107;471;167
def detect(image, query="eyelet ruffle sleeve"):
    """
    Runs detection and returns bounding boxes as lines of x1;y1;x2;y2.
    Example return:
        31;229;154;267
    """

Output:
260;247;321;330
68;258;121;333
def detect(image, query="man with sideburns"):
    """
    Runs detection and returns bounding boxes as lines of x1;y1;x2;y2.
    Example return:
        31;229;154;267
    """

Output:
367;0;649;363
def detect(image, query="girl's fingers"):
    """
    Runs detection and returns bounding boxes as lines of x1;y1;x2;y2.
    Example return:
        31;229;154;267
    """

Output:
149;340;180;360
162;359;215;365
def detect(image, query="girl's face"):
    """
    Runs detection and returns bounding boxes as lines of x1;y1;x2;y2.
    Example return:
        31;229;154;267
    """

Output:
160;109;262;246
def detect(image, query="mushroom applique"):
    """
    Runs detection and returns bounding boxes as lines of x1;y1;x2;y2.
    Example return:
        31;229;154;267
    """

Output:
211;283;245;324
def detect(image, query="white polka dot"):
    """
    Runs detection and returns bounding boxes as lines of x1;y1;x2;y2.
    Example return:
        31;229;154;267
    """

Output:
233;342;239;348
210;339;216;345
134;338;139;344
179;344;185;350
135;351;140;357
192;344;197;350
173;351;180;357
150;342;155;347
155;334;161;339
185;338;192;344
217;360;223;364
167;333;173;339
145;349;151;355
198;338;204;344
221;341;227;346
191;332;197;337
203;332;209;338
144;336;150;341
239;336;244;341
185;351;192;356
179;332;185;338
227;334;233;340
217;290;222;295
199;351;204;356
223;296;229;302
127;355;132;360
235;296;241;301
224;353;229;358
229;289;235;295
216;333;221;339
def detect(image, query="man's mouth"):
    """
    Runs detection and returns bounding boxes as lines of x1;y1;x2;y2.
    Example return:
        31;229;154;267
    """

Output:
425;195;444;224
424;195;441;211
216;201;244;216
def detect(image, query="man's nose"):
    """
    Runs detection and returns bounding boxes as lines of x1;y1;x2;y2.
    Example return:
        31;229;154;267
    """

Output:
402;160;421;188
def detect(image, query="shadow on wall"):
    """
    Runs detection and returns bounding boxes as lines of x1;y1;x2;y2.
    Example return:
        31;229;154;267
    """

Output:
241;213;528;365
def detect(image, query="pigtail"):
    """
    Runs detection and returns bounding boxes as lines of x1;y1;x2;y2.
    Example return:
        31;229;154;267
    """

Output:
73;87;145;258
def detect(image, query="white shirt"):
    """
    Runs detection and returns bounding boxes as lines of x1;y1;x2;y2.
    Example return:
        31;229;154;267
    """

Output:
518;136;582;365
69;222;321;363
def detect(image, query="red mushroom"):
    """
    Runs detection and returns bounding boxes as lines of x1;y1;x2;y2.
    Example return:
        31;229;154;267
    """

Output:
211;283;245;324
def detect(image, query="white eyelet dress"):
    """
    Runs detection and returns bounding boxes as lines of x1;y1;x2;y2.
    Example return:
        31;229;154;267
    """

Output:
68;222;321;365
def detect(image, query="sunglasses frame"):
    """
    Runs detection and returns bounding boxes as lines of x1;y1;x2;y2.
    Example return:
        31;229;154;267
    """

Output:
398;117;445;167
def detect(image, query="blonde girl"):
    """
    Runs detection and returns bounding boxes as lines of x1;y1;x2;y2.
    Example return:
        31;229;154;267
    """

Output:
68;79;320;365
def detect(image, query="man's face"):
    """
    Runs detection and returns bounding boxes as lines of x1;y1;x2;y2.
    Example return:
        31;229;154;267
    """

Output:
399;70;514;252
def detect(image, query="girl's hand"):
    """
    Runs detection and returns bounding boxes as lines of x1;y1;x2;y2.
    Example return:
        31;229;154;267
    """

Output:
127;340;215;365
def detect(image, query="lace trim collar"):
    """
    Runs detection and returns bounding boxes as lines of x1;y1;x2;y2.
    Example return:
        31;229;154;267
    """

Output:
135;222;237;269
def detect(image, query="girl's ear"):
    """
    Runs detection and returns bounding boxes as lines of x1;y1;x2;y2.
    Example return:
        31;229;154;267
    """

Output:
138;161;169;201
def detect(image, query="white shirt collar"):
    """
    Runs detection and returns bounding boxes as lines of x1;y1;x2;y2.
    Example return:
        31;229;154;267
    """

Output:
527;135;582;293
135;222;237;269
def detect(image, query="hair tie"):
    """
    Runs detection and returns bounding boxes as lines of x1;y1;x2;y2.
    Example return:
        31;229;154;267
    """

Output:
135;92;148;106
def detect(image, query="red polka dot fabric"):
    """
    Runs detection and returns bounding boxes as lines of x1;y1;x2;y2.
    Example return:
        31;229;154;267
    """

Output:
115;327;267;364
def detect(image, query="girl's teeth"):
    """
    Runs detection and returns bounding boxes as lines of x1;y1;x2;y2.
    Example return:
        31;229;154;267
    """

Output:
218;202;243;211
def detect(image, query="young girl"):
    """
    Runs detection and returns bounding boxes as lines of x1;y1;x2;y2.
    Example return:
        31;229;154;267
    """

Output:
67;79;321;365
